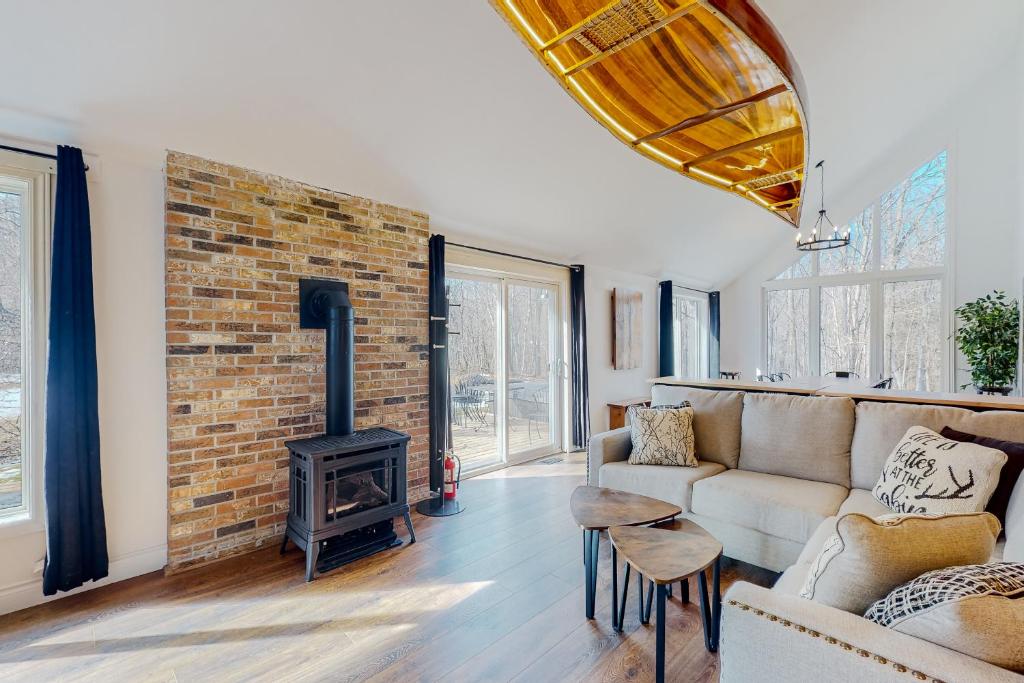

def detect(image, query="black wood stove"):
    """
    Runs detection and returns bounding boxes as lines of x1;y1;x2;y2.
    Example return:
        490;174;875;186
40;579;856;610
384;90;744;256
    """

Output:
281;278;415;581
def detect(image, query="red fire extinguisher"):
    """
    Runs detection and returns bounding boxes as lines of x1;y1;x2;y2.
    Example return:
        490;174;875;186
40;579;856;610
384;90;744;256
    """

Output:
443;451;461;501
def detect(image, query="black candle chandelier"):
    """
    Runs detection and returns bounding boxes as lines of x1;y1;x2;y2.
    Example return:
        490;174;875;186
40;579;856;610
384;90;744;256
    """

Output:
796;160;849;252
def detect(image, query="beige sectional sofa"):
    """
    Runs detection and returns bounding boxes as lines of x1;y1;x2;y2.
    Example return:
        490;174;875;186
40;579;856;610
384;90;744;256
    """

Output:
587;385;1024;682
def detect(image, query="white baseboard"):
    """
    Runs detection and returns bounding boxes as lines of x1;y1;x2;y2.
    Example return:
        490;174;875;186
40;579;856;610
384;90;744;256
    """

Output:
0;543;167;616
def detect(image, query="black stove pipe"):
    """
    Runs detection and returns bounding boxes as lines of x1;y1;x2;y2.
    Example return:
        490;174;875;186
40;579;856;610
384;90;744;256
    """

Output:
315;288;354;436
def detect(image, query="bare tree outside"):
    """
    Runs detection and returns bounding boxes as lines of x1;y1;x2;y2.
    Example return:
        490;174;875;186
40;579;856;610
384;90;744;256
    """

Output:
881;153;946;270
765;152;947;389
884;279;942;390
447;276;557;470
0;189;23;510
673;295;704;378
820;284;870;377
767;288;809;376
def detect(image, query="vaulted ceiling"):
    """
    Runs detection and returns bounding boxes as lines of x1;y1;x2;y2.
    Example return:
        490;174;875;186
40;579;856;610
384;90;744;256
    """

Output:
0;1;1021;286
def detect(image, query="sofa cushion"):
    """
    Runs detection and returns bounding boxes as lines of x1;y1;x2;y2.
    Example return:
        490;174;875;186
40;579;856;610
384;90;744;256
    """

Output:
598;461;725;512
872;426;1007;515
690;469;847;544
738;393;855;487
799;512;1001;615
651;385;743;468
850;402;1024;490
684;512;805;572
837;488;891;518
773;564;808;596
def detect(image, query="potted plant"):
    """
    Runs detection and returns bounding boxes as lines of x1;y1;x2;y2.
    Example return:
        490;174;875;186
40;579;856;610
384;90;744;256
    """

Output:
953;291;1020;395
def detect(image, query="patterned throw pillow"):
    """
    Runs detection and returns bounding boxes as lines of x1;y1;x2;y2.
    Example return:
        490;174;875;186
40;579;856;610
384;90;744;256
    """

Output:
872;426;1007;514
865;562;1024;672
627;403;697;467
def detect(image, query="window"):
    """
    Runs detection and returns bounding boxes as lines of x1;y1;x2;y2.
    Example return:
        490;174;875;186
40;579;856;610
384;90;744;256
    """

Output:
763;152;948;389
819;284;870;377
0;154;51;522
672;290;709;379
766;288;809;377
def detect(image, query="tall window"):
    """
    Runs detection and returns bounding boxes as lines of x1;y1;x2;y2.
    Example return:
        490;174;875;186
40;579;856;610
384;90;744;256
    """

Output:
0;156;50;521
763;152;948;390
673;290;709;379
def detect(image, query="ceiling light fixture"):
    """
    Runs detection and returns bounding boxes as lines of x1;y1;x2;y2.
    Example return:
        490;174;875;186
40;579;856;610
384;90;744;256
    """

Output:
796;160;848;251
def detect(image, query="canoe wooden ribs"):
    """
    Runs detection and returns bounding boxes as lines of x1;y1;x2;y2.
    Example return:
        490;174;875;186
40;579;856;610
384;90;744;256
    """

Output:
492;0;809;227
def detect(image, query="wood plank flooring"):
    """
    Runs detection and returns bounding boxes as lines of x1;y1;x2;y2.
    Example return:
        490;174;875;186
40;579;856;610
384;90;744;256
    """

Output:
0;454;776;682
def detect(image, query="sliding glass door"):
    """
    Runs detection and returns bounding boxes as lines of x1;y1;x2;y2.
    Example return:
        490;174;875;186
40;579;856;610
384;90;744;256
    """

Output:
506;280;560;463
447;269;563;473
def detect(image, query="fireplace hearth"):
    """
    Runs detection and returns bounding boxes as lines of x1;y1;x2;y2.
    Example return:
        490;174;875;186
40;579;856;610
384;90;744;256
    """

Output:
282;278;415;581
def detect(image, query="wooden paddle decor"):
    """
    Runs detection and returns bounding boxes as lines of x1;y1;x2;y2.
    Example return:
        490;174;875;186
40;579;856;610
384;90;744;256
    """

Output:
491;0;809;226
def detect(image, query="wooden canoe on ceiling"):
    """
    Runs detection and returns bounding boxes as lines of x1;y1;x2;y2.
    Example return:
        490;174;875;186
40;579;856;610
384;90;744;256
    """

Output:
490;0;809;226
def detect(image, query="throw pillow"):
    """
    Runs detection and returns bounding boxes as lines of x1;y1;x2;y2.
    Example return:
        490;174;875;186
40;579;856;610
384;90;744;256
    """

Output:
872;426;1007;514
865;562;1024;672
799;512;1001;615
627;404;697;467
940;426;1024;527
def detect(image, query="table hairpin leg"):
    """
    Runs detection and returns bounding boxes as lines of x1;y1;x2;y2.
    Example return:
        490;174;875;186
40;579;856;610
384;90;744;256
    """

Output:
637;570;648;625
680;577;689;604
617;562;631;632
583;530;592;619
655;583;668;683
582;529;601;619
644;578;655;623
697;557;722;652
611;545;619;629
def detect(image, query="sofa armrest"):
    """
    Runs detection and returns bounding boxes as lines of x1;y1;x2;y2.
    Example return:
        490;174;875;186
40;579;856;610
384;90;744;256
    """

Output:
587;426;631;485
721;582;1023;683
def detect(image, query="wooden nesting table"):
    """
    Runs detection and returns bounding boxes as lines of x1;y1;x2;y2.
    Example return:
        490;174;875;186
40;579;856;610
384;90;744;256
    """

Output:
610;519;724;683
569;486;681;629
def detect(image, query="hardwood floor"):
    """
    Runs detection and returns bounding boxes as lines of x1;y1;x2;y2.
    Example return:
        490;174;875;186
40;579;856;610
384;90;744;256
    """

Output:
0;455;776;682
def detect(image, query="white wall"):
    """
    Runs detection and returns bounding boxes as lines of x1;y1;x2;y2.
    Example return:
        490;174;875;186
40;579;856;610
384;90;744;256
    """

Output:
0;125;168;614
584;266;660;434
721;53;1024;387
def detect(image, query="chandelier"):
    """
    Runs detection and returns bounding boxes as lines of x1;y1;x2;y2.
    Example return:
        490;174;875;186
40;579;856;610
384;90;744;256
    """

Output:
796;160;848;251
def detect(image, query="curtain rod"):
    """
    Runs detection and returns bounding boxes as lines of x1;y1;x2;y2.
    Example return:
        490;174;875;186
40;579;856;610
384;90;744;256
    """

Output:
671;283;712;295
0;143;90;171
446;241;580;270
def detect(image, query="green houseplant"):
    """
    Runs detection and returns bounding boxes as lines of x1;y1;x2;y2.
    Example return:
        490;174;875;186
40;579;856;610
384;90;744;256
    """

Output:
953;291;1020;394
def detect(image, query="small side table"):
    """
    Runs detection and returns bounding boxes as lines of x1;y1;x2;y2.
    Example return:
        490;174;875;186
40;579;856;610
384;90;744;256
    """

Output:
569;486;680;629
607;397;651;430
609;519;723;683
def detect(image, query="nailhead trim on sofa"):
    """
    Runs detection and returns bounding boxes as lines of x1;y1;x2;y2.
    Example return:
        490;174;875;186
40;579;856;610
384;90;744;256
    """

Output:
727;600;942;682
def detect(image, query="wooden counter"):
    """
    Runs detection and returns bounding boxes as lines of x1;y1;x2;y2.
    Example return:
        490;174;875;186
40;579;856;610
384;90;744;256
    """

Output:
651;376;1024;412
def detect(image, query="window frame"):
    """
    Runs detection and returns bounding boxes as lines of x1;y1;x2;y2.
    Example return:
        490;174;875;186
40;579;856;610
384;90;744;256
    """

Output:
760;150;953;390
0;150;53;532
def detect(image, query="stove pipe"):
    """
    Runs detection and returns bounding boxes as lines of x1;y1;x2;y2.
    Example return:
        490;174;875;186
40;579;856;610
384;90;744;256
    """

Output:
300;278;355;437
317;288;354;436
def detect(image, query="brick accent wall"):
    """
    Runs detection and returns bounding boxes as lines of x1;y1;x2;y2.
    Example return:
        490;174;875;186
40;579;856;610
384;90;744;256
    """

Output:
164;151;429;572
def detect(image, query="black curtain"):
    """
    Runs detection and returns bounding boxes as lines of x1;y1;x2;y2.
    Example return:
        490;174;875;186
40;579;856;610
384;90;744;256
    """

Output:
570;265;590;450
709;290;721;379
427;235;449;493
658;280;674;377
43;146;108;595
